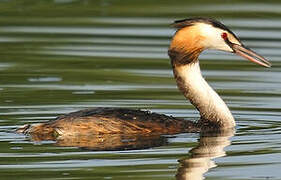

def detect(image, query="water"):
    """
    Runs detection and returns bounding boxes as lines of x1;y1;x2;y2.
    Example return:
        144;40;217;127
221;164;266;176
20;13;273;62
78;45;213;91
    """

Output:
0;0;281;179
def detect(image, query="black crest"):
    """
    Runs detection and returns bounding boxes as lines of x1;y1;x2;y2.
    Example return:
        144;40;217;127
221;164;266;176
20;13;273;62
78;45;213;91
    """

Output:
172;17;239;42
172;17;228;30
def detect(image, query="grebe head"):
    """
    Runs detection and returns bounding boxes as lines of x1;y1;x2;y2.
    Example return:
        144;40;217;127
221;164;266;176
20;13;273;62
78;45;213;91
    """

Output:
170;17;271;67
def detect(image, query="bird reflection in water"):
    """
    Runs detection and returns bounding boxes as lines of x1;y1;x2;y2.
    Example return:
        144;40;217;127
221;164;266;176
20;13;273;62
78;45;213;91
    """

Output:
28;131;168;151
176;129;234;180
28;126;234;180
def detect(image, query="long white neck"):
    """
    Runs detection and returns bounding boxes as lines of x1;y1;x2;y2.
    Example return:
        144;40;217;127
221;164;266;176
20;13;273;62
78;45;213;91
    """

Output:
172;61;235;128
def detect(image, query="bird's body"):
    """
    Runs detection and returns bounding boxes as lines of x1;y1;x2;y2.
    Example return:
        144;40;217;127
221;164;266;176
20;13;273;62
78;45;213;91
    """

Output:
18;108;199;140
17;18;271;139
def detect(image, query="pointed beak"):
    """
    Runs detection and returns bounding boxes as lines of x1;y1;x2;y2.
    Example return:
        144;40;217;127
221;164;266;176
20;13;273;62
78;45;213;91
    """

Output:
232;44;271;68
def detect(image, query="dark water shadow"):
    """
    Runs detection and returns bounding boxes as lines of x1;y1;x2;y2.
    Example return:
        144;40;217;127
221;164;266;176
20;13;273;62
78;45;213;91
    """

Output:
176;129;234;180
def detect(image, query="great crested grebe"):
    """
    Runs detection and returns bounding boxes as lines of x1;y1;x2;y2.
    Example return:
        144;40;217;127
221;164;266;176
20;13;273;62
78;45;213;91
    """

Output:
17;18;271;138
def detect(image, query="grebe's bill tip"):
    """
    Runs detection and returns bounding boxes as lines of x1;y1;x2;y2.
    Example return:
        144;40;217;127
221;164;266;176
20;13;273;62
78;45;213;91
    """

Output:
232;44;271;68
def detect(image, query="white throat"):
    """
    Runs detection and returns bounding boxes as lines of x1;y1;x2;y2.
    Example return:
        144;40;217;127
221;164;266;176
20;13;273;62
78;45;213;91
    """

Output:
173;61;235;128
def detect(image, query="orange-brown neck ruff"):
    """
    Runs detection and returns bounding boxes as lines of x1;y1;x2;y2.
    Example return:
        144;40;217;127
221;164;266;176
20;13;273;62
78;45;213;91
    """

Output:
168;26;204;65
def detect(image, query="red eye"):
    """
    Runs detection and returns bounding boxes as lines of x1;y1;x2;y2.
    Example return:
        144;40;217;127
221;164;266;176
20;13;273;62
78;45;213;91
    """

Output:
221;32;228;40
